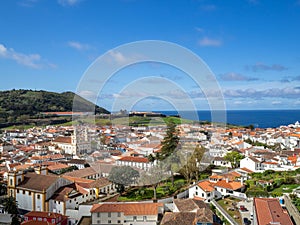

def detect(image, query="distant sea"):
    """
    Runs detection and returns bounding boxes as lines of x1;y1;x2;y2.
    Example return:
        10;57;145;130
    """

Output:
156;110;300;128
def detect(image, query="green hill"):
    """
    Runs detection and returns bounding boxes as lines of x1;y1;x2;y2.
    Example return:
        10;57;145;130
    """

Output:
0;89;109;124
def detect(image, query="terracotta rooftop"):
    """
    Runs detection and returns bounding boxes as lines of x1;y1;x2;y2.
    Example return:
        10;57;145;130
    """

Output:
197;180;215;192
90;202;163;215
52;136;72;144
18;173;59;192
118;156;149;163
254;198;293;225
24;211;64;219
64;167;98;178
214;180;244;190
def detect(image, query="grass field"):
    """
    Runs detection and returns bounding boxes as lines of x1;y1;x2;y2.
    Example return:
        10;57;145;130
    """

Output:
217;197;242;224
271;184;299;193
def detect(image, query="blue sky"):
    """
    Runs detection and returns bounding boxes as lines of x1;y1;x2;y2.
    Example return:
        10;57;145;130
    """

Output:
1;0;300;111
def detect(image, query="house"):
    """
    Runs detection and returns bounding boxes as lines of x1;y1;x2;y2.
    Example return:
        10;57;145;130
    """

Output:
47;163;71;174
22;211;68;225
0;140;14;152
240;156;262;172
63;167;101;180
189;172;246;201
188;180;215;202
116;156;154;171
213;180;245;198
253;198;293;225
211;157;231;168
64;159;88;170
161;198;219;225
90;202;164;225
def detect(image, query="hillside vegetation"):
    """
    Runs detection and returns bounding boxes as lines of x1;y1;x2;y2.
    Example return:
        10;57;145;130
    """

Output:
0;89;109;125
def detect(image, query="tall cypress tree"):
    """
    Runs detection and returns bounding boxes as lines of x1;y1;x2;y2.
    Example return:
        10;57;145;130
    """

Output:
159;120;179;160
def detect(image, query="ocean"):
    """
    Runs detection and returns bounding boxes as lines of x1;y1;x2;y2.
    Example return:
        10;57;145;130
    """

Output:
157;110;300;128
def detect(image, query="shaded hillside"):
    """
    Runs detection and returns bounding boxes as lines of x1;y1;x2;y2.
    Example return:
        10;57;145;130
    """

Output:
0;89;109;124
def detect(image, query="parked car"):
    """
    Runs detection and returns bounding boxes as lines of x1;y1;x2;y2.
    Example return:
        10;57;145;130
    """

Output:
243;217;251;225
240;205;248;211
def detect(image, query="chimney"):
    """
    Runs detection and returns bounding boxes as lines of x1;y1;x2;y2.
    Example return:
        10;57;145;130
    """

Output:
226;178;229;183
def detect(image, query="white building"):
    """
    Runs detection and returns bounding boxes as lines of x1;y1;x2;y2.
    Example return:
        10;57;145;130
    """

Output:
90;202;164;225
240;156;262;172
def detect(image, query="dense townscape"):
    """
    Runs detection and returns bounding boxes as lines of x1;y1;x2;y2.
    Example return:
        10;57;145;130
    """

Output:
0;114;299;225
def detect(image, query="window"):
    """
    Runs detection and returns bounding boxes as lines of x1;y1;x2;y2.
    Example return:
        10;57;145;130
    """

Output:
97;220;100;224
52;219;55;224
143;216;147;221
23;190;25;194
118;220;121;224
17;190;19;193
117;212;121;217
207;193;210;197
97;212;100;217
37;194;40;199
108;212;111;217
108;220;111;224
202;193;204;197
10;179;13;186
29;191;31;195
33;217;36;221
133;216;137;220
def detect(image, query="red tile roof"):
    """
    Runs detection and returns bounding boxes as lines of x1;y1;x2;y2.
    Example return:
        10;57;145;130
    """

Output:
197;180;215;192
90;202;163;215
254;198;293;225
118;156;149;163
52;137;72;144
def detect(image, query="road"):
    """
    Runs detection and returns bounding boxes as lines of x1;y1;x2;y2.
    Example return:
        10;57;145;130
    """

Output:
237;199;253;224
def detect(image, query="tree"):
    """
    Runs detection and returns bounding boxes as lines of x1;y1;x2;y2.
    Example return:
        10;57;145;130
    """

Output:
108;166;140;193
148;154;155;163
224;151;244;168
158;120;179;186
179;145;206;183
159;120;179;160
2;196;20;225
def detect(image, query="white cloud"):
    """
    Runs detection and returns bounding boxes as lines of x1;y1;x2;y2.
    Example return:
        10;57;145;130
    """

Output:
0;43;53;69
271;101;282;105
198;37;222;47
107;50;144;65
68;41;90;51
58;0;82;6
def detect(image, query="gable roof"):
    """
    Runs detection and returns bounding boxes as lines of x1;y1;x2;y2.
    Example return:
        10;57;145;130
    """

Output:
197;180;215;192
18;173;59;192
254;198;293;225
214;180;244;190
64;167;97;178
52;136;72;144
90;202;163;215
174;199;208;212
